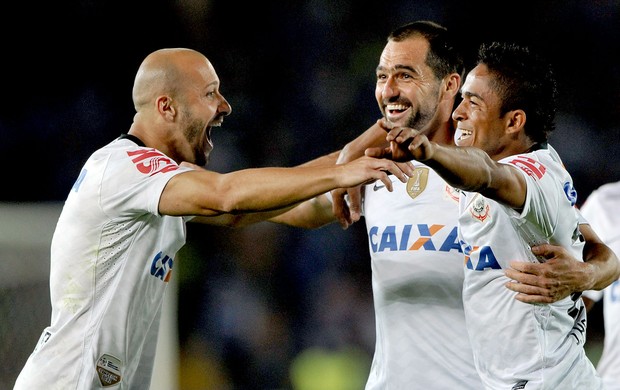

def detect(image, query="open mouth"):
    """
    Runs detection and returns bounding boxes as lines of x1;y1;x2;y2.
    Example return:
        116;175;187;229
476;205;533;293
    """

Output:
205;126;213;149
205;119;224;149
384;103;410;123
455;128;472;142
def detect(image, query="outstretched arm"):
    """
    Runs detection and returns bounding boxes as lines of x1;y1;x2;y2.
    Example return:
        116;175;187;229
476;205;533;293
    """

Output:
372;120;527;209
504;223;620;304
160;154;412;223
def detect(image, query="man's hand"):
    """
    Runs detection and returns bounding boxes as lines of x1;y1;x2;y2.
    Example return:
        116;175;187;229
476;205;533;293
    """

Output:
331;187;361;229
369;118;435;162
504;244;593;304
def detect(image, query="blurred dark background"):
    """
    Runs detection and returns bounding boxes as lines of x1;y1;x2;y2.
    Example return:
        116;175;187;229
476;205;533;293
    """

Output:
1;1;618;389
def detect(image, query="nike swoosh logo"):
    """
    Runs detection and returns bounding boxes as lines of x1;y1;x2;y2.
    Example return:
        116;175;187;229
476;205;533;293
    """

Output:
373;175;398;191
373;183;386;191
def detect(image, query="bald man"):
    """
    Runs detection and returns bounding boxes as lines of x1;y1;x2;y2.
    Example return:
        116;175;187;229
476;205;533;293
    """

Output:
13;48;411;390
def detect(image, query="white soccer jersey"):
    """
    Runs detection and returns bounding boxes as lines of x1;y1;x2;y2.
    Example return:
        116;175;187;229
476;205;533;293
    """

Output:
459;146;602;389
362;162;484;389
14;136;192;390
580;181;620;390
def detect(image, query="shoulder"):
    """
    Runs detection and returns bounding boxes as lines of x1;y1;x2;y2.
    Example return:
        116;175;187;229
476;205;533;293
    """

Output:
102;139;181;177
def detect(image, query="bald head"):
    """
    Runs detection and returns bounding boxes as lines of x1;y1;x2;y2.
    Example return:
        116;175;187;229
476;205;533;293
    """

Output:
132;48;213;111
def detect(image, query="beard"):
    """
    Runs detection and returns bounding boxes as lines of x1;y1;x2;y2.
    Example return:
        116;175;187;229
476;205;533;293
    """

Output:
183;118;210;167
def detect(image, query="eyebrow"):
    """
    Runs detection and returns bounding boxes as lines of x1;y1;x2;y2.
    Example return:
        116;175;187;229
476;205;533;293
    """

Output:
462;90;483;101
376;64;418;73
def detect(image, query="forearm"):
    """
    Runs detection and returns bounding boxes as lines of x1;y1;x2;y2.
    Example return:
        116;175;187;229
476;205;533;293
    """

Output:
581;241;620;291
339;122;389;163
209;166;346;214
422;143;526;209
298;150;340;168
191;205;298;227
269;195;336;228
425;144;495;192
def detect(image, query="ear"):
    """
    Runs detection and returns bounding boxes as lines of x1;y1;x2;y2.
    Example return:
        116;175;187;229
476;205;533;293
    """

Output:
505;109;526;135
156;95;176;120
443;73;461;100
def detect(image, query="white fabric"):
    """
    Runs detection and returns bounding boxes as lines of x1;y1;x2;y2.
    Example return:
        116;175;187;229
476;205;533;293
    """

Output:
14;137;192;390
580;181;620;390
361;162;483;389
459;147;602;389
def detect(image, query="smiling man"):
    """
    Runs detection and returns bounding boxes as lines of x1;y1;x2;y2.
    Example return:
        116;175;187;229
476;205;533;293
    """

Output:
378;41;618;389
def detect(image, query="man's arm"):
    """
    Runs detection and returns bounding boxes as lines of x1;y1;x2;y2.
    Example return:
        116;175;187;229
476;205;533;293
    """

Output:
379;124;528;209
159;155;411;218
332;121;402;228
269;194;336;229
504;223;620;304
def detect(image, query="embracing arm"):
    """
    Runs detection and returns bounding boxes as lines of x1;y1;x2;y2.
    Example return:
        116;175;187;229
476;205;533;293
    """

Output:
504;223;620;304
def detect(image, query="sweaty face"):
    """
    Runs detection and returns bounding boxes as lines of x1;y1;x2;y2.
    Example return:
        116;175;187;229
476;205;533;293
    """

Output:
452;64;507;158
375;37;442;131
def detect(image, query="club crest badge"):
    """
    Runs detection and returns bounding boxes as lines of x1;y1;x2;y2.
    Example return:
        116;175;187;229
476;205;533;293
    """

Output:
407;167;429;199
469;195;490;222
96;354;122;387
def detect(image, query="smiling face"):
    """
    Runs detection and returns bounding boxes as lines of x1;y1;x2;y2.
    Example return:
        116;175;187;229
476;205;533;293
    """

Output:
452;63;512;159
375;36;442;133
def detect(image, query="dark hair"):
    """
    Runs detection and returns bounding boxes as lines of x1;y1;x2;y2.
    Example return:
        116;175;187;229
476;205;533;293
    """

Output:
477;42;558;143
388;20;465;82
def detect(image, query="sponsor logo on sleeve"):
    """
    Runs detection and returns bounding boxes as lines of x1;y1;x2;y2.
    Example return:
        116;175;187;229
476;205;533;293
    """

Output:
508;156;546;179
127;149;179;176
150;251;174;282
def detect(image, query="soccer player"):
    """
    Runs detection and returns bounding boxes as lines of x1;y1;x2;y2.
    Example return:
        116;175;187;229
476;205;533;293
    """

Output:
273;22;619;389
12;48;410;390
377;41;619;388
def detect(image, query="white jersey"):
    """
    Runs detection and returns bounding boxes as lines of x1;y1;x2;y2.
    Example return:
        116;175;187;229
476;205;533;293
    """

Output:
14;135;192;390
361;162;484;389
459;146;602;389
580;181;620;390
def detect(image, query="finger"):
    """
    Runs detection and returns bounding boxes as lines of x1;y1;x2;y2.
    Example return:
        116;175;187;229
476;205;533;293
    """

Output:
365;146;390;158
385;127;403;142
530;244;563;260
376;172;393;192
399;161;415;176
377;118;392;131
505;281;555;304
347;187;362;223
506;260;540;276
331;190;351;229
386;161;409;183
505;267;541;285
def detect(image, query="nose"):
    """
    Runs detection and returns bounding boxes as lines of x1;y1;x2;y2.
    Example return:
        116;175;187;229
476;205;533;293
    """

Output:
380;76;399;100
452;100;465;122
219;95;232;116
